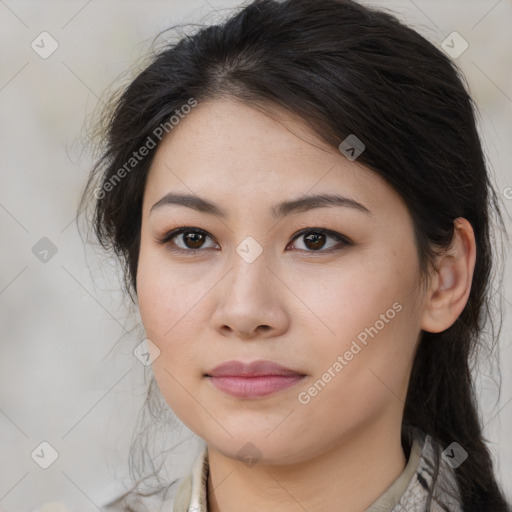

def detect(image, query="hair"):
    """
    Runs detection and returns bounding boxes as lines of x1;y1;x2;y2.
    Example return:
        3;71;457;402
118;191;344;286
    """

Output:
79;0;511;510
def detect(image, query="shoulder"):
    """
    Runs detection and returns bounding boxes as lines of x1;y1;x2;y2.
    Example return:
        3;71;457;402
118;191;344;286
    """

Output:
392;426;464;512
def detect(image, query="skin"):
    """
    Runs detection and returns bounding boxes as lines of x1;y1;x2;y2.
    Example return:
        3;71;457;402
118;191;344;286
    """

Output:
136;97;476;512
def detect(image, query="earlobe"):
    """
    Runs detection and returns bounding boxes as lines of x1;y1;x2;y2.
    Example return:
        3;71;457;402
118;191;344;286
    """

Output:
420;218;476;334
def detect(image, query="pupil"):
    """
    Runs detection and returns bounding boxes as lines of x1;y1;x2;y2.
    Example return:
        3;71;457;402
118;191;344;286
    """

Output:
305;232;325;250
185;232;204;249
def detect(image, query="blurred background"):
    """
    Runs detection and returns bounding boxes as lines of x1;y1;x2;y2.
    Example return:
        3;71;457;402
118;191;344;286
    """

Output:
0;0;511;510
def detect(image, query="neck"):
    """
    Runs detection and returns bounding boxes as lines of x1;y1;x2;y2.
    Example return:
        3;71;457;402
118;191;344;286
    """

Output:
206;418;407;512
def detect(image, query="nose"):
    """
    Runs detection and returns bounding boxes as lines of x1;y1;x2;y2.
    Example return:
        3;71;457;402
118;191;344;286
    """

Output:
210;252;290;340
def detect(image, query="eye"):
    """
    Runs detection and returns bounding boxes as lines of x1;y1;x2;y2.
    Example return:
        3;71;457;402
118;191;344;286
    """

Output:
157;227;218;253
156;227;351;255
287;228;351;253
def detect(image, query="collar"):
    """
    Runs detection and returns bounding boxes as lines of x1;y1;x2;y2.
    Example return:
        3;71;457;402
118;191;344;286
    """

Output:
172;426;463;512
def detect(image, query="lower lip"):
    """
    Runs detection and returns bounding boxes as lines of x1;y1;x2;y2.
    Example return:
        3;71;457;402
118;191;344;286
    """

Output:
207;375;305;398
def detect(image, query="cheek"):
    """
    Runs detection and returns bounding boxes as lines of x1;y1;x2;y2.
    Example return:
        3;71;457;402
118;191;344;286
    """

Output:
303;248;421;386
136;261;168;342
136;244;212;385
136;243;197;342
136;250;207;422
302;257;410;340
298;301;418;435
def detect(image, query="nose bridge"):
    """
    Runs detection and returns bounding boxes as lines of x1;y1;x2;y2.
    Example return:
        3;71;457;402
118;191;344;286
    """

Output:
209;235;288;338
228;235;272;298
216;239;283;331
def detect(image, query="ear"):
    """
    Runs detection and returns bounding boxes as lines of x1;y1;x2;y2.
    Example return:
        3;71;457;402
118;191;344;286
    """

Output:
420;217;477;334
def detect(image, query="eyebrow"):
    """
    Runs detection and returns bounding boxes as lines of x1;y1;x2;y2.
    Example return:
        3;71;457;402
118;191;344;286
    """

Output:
150;192;372;218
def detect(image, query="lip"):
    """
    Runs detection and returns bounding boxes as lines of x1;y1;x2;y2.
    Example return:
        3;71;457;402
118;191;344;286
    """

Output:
205;360;306;399
207;360;304;377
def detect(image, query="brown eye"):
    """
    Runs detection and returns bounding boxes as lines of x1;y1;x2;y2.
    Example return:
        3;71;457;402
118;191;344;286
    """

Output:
159;227;218;252
303;232;327;250
158;226;351;255
181;231;206;249
288;229;351;253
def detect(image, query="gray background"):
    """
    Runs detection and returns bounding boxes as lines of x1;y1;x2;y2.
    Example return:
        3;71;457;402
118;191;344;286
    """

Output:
0;0;511;510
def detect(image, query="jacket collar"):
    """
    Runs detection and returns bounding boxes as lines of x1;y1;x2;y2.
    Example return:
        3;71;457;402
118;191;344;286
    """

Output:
172;426;463;512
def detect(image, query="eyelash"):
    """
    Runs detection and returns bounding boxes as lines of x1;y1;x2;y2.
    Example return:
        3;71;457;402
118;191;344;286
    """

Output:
156;226;352;256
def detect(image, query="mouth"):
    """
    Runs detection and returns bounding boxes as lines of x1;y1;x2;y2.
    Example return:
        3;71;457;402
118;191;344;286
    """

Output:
205;360;307;399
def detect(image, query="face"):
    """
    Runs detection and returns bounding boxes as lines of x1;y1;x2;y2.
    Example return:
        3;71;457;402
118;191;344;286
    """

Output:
137;97;427;465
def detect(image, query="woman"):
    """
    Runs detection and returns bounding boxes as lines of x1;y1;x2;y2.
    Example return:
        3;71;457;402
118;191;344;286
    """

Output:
80;0;511;510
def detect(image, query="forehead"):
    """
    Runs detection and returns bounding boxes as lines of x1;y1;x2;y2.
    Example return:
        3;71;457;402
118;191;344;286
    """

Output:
143;98;402;218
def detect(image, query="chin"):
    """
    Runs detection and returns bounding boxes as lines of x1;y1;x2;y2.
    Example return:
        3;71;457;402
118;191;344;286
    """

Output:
208;433;313;466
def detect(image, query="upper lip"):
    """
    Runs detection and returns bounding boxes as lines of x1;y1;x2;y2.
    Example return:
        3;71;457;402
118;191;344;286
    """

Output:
206;360;305;377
